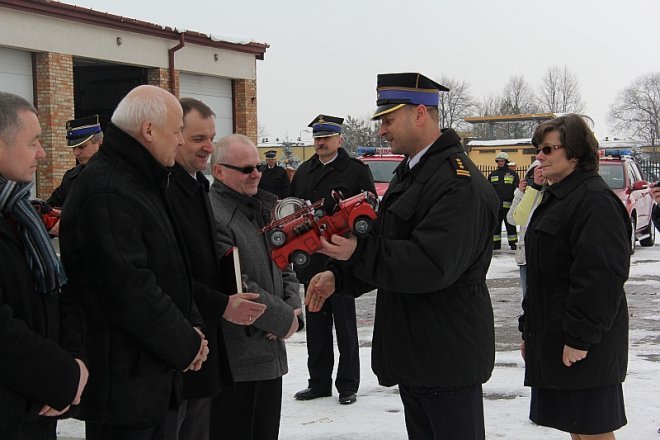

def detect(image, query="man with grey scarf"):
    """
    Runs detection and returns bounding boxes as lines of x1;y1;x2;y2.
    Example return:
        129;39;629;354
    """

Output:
0;92;88;440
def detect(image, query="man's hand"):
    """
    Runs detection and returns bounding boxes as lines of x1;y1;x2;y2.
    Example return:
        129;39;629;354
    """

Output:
317;234;357;260
282;308;302;339
562;345;588;367
305;271;336;312
38;404;70;417
49;219;60;236
223;292;267;326
518;179;528;191
73;358;88;405
184;327;209;372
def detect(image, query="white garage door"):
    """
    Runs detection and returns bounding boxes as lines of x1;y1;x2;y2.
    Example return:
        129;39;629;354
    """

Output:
0;46;35;196
179;73;233;139
0;46;33;101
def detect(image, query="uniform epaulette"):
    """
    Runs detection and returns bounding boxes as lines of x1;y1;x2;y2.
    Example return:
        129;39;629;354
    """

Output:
449;154;471;178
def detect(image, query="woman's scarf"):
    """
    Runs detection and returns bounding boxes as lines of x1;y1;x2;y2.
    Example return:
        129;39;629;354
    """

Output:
0;176;67;294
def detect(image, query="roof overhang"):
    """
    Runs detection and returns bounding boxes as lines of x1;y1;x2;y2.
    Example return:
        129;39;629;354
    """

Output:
0;0;269;59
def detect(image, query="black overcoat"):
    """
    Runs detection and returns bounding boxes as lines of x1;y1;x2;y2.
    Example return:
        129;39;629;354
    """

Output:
47;164;83;207
60;123;202;426
166;165;233;398
258;165;290;199
0;220;81;431
330;129;499;389
521;171;630;389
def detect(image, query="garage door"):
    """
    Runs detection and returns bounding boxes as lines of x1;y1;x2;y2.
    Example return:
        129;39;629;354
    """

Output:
0;46;35;196
179;73;233;138
0;46;33;101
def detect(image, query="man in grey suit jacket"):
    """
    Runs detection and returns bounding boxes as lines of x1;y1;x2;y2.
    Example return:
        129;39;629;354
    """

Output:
208;134;302;440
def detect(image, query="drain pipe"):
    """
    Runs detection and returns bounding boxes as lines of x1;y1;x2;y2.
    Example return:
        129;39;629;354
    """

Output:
168;32;186;95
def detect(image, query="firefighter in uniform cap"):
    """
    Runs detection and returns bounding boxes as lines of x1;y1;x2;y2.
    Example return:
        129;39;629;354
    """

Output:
291;114;375;405
304;73;498;439
258;149;290;199
47;115;103;208
487;151;519;250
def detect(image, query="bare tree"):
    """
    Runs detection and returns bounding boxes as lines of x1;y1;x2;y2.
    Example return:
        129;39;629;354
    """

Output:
538;66;585;113
499;76;539;138
258;123;269;142
609;72;660;149
341;114;387;154
435;76;475;130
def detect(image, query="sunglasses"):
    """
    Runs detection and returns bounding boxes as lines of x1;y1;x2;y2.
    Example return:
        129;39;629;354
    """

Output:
220;163;263;174
536;144;564;155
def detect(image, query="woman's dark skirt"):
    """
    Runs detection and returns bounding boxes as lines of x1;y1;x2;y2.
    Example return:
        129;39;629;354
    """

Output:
530;384;627;434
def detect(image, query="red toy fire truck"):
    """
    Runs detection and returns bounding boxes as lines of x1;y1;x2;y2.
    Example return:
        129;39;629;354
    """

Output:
261;191;378;269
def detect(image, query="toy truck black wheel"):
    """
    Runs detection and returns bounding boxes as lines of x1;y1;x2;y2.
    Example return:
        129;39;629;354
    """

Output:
353;216;373;236
269;229;286;247
291;250;310;268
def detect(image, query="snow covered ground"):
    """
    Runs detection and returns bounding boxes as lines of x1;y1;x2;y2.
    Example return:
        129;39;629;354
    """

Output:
58;243;660;439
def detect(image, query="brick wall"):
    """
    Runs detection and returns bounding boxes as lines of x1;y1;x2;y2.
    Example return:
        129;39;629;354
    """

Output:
232;79;257;145
147;67;179;97
34;52;74;200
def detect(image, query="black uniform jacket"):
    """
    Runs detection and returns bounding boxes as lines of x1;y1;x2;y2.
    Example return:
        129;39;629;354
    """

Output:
488;166;519;207
0;220;81;428
521;171;630;390
330;129;499;389
166;165;233;399
258;165;290;199
290;148;375;283
60;123;202;426
47;164;84;207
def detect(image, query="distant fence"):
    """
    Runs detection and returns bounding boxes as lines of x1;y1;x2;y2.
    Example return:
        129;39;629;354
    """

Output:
635;157;660;181
479;159;660;182
478;165;529;180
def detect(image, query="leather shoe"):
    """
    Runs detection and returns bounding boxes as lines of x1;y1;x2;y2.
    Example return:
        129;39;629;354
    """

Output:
294;388;331;401
338;391;357;405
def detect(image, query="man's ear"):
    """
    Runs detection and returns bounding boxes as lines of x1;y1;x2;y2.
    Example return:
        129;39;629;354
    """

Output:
141;121;153;142
211;163;223;181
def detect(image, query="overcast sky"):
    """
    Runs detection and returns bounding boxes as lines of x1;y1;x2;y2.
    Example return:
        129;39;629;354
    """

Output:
72;0;659;141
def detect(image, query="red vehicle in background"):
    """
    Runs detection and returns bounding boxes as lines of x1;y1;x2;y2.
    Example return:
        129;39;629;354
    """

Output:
598;149;655;253
357;147;405;199
262;191;378;269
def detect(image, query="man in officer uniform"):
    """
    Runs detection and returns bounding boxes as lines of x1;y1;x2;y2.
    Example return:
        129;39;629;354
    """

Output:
48;115;103;207
291;114;375;405
487;152;519;250
258;149;290;199
305;73;498;439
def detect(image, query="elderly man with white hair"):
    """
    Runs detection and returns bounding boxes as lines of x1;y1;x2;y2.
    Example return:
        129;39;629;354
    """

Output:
60;85;209;440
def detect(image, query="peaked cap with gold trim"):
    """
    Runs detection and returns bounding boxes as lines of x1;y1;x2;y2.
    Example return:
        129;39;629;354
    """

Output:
66;115;102;147
308;114;344;138
372;73;449;120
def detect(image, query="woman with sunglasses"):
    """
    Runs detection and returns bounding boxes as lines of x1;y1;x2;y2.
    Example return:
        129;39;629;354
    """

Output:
519;114;631;440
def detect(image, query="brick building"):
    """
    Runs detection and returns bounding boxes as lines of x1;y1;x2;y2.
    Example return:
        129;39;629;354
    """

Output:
0;0;268;198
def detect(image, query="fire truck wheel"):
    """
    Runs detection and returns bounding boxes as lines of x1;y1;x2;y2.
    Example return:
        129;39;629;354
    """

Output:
269;230;287;247
353;216;373;236
291;251;310;268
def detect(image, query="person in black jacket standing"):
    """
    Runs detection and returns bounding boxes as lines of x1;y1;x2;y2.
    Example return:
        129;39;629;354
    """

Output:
520;114;630;439
47;115;103;208
0;91;88;440
258;150;290;199
291;115;375;405
166;98;266;440
60;85;209;440
487;152;519;250
305;73;498;440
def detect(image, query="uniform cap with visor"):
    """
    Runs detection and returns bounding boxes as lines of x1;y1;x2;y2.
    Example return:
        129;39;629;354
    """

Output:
308;115;344;138
372;73;449;120
66;115;102;147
